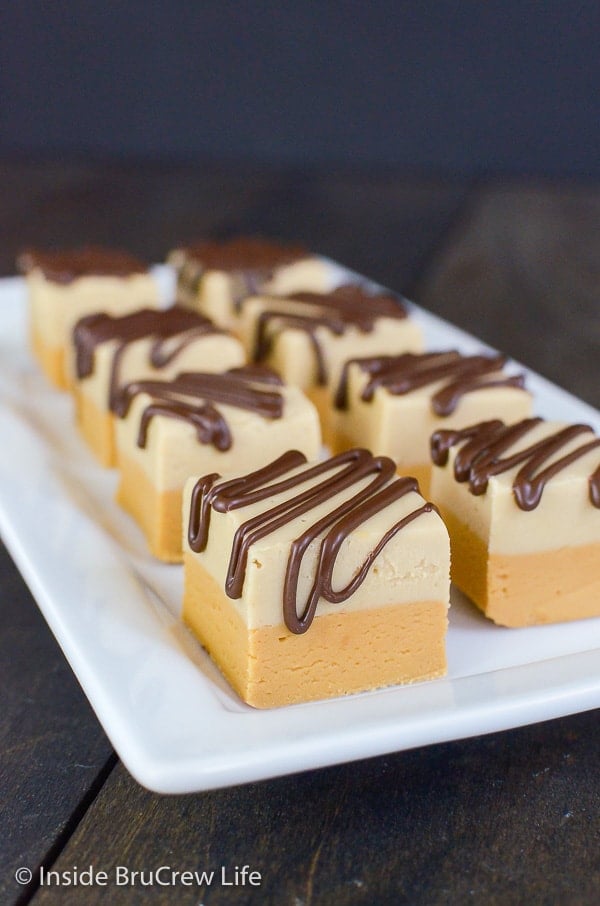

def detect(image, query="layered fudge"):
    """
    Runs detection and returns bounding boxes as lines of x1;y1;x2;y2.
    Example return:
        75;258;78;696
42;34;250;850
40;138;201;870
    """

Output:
168;236;336;329
114;368;321;562
430;417;600;626
332;351;532;495
18;246;159;389
237;285;423;440
72;307;245;467
182;447;450;708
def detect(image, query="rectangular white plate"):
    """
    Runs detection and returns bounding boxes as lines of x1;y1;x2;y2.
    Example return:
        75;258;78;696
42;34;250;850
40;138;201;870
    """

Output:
1;270;599;794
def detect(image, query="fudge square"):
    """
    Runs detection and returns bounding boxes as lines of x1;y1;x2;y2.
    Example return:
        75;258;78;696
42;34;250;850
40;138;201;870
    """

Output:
182;448;450;708
71;306;245;467
18;246;159;389
168;236;336;329
430;417;600;627
236;285;423;441
114;368;321;562
332;351;532;495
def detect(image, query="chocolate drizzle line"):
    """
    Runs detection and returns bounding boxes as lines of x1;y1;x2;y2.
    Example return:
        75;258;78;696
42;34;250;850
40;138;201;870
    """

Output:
430;418;600;510
334;351;527;411
175;237;309;312
72;307;224;412
115;369;284;452
251;286;408;386
255;311;345;384
188;448;436;634
17;246;147;283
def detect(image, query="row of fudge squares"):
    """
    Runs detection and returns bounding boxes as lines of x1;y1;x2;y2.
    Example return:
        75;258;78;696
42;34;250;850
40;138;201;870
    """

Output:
19;239;599;554
68;301;533;491
18;237;342;389
24;266;532;502
69;332;530;568
21;243;536;484
81;341;600;651
20;239;422;409
19;247;600;672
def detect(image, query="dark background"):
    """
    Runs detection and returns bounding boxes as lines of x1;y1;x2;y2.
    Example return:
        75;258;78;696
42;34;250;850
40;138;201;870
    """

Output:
2;1;600;176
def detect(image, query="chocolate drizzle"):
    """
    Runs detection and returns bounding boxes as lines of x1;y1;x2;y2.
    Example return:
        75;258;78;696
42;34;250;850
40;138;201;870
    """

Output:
175;237;309;311
115;368;284;452
430;418;600;510
180;237;309;271
72;307;223;411
17;246;147;283
255;311;346;384
188;448;436;634
334;351;527;411
252;286;408;385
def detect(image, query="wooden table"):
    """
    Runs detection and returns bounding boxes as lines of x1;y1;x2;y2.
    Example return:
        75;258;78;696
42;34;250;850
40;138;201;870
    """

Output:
1;162;598;905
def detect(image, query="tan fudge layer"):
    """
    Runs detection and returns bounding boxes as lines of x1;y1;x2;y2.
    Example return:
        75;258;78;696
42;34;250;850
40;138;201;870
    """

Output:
116;383;321;562
439;509;600;627
27;270;159;388
117;454;184;562
238;294;423;389
170;247;337;330
74;331;245;467
332;358;532;496
237;294;423;448
31;324;66;388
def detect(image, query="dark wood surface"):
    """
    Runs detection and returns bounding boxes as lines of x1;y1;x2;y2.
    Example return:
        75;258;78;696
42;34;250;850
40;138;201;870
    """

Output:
0;543;115;906
32;711;600;906
0;161;598;905
413;182;600;407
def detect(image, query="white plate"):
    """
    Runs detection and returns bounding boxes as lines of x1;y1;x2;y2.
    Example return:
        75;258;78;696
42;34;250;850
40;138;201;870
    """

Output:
1;271;599;794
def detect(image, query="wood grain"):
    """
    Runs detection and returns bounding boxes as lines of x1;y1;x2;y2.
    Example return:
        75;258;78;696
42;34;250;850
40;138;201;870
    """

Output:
413;183;600;406
32;711;600;905
0;541;115;906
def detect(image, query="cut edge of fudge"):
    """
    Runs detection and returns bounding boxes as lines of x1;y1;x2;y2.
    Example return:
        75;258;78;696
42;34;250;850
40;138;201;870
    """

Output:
182;447;450;708
114;368;322;562
71;306;245;467
236;285;424;445
330;350;533;493
20;246;159;389
168;236;337;326
429;416;600;627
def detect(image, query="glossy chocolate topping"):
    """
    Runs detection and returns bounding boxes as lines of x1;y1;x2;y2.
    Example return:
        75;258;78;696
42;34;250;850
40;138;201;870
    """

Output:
188;448;436;634
72;306;223;411
334;350;527;411
181;237;309;271
175;237;311;312
17;246;147;283
430;418;600;510
115;368;284;452
252;286;408;385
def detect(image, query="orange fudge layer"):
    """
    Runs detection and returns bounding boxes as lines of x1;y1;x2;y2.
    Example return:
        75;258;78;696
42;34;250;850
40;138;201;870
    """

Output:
441;508;600;627
184;555;448;709
31;326;66;389
117;453;182;563
74;388;116;468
